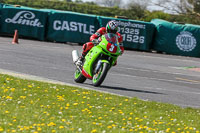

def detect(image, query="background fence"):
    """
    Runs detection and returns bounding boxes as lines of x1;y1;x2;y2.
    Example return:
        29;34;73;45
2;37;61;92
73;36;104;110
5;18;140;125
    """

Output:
0;3;200;57
151;19;200;57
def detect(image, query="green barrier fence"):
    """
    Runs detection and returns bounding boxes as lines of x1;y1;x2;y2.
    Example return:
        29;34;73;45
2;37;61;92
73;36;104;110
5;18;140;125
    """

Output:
151;19;200;57
0;6;48;40
0;3;4;8
46;10;99;43
98;16;155;51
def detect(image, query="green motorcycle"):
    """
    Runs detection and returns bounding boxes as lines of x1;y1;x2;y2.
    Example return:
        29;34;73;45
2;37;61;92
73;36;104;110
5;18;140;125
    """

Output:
72;33;122;87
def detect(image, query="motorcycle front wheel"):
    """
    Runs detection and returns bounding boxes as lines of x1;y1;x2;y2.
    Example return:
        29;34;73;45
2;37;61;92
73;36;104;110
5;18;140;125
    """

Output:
74;68;86;83
92;62;110;87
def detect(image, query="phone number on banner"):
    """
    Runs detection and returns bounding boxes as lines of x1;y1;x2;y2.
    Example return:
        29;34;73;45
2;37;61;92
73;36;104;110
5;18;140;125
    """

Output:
118;27;145;44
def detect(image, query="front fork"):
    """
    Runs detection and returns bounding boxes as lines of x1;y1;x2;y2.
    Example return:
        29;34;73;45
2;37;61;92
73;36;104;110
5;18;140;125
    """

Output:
94;60;102;74
94;59;111;74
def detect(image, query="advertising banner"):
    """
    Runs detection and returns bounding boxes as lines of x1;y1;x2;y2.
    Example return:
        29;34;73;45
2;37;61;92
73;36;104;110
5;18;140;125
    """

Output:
151;19;200;57
46;10;99;43
0;7;48;40
98;16;155;51
0;3;4;9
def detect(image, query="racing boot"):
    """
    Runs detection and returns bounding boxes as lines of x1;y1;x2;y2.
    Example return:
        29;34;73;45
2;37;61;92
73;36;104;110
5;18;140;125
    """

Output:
75;56;84;67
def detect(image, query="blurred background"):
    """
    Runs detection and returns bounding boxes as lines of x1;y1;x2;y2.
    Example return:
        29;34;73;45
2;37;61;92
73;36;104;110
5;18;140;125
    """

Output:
1;0;200;24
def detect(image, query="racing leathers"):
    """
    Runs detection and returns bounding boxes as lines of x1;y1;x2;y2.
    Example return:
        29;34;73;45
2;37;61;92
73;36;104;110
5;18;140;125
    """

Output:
81;27;124;61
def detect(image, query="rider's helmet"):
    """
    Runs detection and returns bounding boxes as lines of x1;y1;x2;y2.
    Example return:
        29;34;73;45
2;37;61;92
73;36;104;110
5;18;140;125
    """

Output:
106;20;118;34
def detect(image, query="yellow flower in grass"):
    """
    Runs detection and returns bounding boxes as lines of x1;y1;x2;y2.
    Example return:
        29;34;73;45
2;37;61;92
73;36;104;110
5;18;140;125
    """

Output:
4;89;8;93
107;126;112;129
59;126;64;129
98;117;102;120
6;96;13;100
10;88;15;92
37;127;42;131
91;129;97;133
28;85;32;88
48;122;56;127
125;99;129;101
112;124;116;127
62;119;66;122
30;100;34;104
128;117;132;120
52;130;56;133
129;129;133;131
0;128;4;132
189;127;194;130
5;110;9;114
166;128;170;132
73;103;78;106
20;96;26;99
57;95;65;101
144;126;148;129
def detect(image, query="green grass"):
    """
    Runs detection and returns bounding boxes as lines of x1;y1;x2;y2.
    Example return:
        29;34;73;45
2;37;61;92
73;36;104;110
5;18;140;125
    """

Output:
0;74;200;133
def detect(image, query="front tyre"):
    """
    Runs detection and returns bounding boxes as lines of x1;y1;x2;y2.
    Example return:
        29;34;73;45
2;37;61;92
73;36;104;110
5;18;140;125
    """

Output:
74;68;86;83
93;62;110;87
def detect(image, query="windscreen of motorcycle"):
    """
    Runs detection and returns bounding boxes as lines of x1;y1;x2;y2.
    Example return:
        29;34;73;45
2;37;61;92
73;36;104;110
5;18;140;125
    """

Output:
105;33;118;53
105;33;118;44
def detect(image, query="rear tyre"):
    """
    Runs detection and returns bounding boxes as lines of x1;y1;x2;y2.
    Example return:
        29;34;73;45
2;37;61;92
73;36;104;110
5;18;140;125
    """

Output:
93;62;110;87
74;69;86;83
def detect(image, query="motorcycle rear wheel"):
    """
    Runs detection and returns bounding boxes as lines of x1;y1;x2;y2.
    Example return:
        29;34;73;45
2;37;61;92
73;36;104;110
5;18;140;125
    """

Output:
93;62;110;87
74;69;86;83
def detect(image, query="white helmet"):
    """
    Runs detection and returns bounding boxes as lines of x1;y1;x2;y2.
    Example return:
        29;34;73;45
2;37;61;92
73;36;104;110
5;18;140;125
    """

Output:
106;20;118;34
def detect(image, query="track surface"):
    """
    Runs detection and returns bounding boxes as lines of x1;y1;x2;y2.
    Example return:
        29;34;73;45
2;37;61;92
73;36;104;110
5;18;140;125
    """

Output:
0;37;200;108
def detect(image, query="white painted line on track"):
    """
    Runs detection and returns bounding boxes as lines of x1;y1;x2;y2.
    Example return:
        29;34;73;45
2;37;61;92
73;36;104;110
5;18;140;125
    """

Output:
117;66;200;78
110;73;200;85
124;53;200;63
117;66;184;75
133;86;200;95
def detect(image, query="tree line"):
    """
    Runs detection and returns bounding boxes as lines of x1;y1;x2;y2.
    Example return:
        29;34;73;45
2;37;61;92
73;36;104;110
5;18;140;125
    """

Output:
1;0;200;25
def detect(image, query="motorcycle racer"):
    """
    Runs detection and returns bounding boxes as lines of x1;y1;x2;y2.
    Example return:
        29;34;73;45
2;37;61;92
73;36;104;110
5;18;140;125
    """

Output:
76;20;124;66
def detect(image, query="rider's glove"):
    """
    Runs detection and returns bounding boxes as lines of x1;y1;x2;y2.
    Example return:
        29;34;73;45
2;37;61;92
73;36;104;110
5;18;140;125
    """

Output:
92;39;99;45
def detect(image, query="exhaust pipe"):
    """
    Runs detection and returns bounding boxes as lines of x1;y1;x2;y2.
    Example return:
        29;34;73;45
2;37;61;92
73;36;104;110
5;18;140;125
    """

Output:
72;50;79;63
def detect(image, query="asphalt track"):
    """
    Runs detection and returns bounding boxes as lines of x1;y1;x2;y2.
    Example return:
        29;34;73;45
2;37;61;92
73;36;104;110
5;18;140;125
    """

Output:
0;36;200;108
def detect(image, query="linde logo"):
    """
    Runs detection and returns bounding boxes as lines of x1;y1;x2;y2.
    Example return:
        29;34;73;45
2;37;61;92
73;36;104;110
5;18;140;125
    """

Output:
5;11;44;27
176;31;197;52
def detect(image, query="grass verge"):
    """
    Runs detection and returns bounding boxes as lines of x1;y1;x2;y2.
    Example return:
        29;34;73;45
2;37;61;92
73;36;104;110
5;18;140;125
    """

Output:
0;74;200;133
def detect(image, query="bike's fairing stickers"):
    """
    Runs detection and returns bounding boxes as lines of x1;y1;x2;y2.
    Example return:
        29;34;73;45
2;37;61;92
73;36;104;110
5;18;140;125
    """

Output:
83;46;102;78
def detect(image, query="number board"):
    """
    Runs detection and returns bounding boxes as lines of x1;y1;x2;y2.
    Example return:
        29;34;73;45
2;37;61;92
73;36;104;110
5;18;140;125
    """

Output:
98;16;155;51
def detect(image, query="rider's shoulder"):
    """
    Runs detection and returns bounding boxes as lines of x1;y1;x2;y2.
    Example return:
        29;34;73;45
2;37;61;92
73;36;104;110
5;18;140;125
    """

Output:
97;27;106;33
